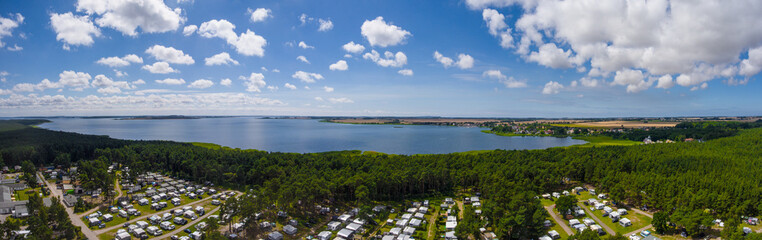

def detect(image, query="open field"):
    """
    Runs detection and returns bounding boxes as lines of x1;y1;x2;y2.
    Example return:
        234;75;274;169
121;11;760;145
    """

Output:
568;136;642;148
327;118;500;125
552;121;680;129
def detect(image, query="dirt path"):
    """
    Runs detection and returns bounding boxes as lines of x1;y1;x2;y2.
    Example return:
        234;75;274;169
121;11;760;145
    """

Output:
427;206;441;240
544;204;573;236
578;203;615;235
39;172;99;240
630;208;653;218
455;200;464;219
625;224;653;236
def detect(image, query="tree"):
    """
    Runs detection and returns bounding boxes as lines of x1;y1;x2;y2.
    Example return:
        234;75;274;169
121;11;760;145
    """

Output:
652;211;670;234
555;195;578;216
569;230;602;240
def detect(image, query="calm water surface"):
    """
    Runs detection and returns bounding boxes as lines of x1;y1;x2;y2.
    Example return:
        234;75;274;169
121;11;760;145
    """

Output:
39;117;586;154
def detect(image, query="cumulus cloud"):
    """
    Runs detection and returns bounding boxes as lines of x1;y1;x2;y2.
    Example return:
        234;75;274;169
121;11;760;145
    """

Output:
323;86;334;92
0;13;23;48
292;71;323;83
239;73;266;92
96;54;143;67
205;52;239;66
318;19;333;31
612;69;652;93
7;44;22;51
434;51;475;69
363;50;407;67
542;81;563;94
220;78;232;86
298;41;314;49
328;97;353;104
361;16;411;47
91;74;133;91
76;0;184;36
284;83;296;90
434;51;454;68
142;62;178;74
296;55;310;64
146;45;194;65
248;8;272;22
182;25;197;36
329;60;348;71
656;75;674;89
132;79;145;85
740;47;762;77
50;12;101;49
155;78;185;85
0;71;8;82
482;9;513;48
198;19;267;57
398;69;414;76
578;77;599;88
473;0;762;92
342;41;365;54
483;70;527;88
188;79;214;89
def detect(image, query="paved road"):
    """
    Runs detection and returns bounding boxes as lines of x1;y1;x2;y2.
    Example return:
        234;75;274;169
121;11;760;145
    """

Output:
157;206;221;239
94;197;214;235
544;204;573;236
625;224;653;236
39;172;99;240
578;203;616;235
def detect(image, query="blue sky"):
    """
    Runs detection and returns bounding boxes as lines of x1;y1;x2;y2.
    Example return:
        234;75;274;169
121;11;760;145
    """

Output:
0;0;760;117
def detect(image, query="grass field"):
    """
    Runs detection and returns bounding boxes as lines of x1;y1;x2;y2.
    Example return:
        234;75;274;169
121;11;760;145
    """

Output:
568;136;642;148
587;206;651;235
551;121;679;129
14;188;37;201
190;142;223;150
545;215;570;240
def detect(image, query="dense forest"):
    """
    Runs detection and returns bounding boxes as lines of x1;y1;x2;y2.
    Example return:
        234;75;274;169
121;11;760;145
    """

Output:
604;121;762;141
2;120;762;239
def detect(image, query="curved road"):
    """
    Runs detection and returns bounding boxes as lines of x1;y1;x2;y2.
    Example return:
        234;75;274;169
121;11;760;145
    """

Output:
38;172;99;240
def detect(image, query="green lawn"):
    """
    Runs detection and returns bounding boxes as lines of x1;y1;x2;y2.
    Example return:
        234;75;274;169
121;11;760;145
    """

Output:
569;136;642;148
545;215;570;240
83;214;129;230
586;205;651;235
191;142;223;150
14;188;38;201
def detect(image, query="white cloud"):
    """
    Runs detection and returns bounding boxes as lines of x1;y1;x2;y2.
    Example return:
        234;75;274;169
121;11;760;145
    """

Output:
155;78;185;85
328;97;353;104
542;81;564;94
267;86;278;91
248;8;272;23
97;86;122;94
433;51;454;68
91;74;132;90
0;71;8;82
527;43;575;69
360;16;411;47
483;70;527;88
612;69;651;93
656;75;674;89
363;50;407;67
578;77;599;88
456;54;475;69
323;86;334;92
318;19;333;31
188;79;214;89
239;73;266;92
182;25;197;36
0;13;23;48
314;97;324;101
284;83;296;90
59;71;92;88
272;69;280;73
50;12;101;49
76;0;184;36
342;41;365;54
477;0;762;92
329;60;348;71
398;69;413;76
145;45;194;64
142;62;178;74
298;41;314;49
0;89;13;95
292;71;324;83
740;46;762;77
482;9;513;48
198;19;267;57
96;54;143;67
220;78;232;86
7;44;22;51
204;52;239;66
132;79;145;85
296;55;310;64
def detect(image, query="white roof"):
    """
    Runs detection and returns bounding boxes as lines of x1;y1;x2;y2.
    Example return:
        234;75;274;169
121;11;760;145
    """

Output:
347;223;361;231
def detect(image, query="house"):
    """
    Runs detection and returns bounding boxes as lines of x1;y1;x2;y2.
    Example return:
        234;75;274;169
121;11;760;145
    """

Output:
414;213;425;219
569;219;581;226
337;229;354;239
539;235;553;240
283;225;298;235
338;214;352;222
318;231;332;240
0;186;26;214
445;231;457;240
603;206;614;213
61;194;78;207
389;227;402;236
574;224;588;233
619;218;632;227
418;206;428;213
548;230;560;239
575;209;585;216
401;213;412;220
396;234;411;240
396;219;409;228
383;235;396;240
407;208;417;213
327;221;342;231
